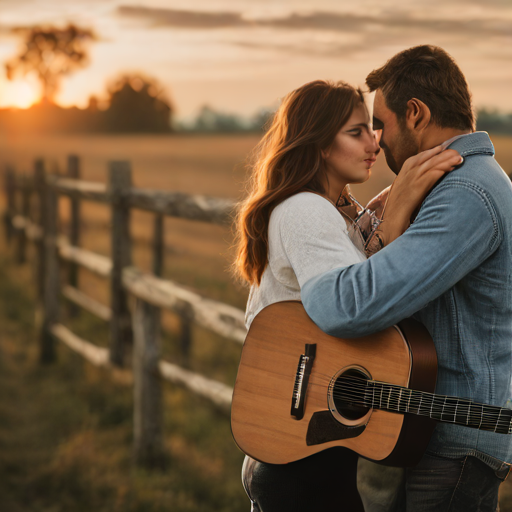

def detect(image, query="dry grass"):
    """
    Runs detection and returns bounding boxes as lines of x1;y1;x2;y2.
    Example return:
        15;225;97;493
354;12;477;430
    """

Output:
0;243;248;512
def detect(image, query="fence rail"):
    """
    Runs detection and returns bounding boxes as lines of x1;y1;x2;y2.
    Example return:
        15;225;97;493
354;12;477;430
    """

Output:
2;155;245;468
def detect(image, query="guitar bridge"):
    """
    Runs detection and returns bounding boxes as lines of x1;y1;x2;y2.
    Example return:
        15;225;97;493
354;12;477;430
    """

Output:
290;344;316;420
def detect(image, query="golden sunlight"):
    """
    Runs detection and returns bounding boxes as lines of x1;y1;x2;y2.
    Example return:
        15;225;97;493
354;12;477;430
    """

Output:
0;78;41;109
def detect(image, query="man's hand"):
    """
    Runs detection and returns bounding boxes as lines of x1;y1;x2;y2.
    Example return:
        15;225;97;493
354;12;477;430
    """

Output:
393;147;463;214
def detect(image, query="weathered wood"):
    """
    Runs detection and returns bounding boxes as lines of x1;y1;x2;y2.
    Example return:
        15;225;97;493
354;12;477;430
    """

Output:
122;267;246;344
62;285;112;321
11;215;43;240
50;321;233;414
34;159;46;303
132;214;166;467
109;161;133;367
66;156;81;317
51;177;108;203
133;298;166;468
4;167;16;243
44;176;234;224
7;211;246;346
51;323;109;367
152;214;164;277
128;189;235;225
150;213;169;361
159;360;232;414
58;244;111;277
16;176;31;264
179;304;192;366
40;177;60;363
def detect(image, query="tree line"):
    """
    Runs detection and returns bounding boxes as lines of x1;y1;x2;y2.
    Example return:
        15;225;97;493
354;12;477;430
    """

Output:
1;24;511;135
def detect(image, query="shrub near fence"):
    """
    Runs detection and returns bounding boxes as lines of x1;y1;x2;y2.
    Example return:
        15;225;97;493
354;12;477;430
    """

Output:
3;155;246;468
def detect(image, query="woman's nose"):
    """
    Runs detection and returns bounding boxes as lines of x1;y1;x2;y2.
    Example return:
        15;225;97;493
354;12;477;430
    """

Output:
367;130;381;154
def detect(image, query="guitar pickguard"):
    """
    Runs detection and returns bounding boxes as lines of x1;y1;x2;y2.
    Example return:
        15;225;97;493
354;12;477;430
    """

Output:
306;410;366;446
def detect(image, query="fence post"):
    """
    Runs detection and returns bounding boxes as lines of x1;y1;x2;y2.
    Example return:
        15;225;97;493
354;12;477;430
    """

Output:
4;166;16;244
180;305;193;366
151;214;164;367
40;176;60;363
133;298;166;468
132;212;166;467
34;159;46;333
108;161;133;367
67;155;81;317
16;175;30;264
152;214;164;276
152;213;191;364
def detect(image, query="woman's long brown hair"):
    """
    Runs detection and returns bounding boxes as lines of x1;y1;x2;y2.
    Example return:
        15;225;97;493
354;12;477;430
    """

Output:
234;80;364;285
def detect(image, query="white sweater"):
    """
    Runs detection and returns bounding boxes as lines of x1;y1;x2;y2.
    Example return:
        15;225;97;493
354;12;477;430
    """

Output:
245;192;367;328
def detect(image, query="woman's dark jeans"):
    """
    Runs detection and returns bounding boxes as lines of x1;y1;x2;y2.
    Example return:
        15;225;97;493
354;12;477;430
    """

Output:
242;447;364;512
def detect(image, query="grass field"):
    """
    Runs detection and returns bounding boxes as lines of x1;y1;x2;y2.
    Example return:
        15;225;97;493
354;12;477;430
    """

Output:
0;247;248;512
0;132;511;511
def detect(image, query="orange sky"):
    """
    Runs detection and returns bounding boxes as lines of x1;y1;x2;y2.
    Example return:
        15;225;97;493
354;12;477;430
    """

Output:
0;0;511;118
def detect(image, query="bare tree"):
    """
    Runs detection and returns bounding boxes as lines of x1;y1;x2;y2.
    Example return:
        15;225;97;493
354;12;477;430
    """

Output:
5;24;96;103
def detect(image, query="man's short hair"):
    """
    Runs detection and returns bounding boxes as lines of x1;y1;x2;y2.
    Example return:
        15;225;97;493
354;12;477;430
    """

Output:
366;45;474;131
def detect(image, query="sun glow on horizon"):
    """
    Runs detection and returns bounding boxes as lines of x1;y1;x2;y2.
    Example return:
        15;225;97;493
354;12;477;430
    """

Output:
0;78;41;109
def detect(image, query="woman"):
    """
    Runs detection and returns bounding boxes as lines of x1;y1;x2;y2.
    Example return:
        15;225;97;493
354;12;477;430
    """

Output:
233;80;461;512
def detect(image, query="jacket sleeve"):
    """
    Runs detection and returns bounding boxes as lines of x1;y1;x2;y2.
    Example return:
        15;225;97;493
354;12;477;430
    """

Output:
301;180;501;338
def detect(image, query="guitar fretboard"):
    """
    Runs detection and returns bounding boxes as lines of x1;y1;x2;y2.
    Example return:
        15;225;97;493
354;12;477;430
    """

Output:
335;377;512;434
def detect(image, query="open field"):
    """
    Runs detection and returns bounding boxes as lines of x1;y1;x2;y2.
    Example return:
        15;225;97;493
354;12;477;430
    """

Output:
0;132;510;310
0;133;511;510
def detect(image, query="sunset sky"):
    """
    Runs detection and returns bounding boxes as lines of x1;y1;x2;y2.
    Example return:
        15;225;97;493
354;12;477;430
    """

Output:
0;0;511;119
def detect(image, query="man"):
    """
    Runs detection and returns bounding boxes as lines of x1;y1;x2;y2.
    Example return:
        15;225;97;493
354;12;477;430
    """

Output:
301;45;512;511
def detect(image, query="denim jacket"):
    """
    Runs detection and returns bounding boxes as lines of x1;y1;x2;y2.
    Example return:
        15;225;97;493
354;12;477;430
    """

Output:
301;132;512;468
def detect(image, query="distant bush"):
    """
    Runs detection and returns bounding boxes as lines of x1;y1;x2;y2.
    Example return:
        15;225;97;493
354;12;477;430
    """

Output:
104;74;173;133
178;105;275;133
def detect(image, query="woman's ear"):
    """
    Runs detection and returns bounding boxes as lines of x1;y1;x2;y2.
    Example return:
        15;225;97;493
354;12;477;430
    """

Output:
321;147;330;159
405;98;431;132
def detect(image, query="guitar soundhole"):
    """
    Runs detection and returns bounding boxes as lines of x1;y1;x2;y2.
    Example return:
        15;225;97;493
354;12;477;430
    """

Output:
331;368;371;422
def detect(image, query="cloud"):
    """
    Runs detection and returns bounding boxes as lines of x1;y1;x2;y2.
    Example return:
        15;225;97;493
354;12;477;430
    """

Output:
117;6;250;29
116;5;511;38
231;39;368;59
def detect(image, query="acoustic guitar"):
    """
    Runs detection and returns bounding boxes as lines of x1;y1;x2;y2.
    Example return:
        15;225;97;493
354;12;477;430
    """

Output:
231;301;512;467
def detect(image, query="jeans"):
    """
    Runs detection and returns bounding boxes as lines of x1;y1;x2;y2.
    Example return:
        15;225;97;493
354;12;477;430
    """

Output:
241;448;364;512
398;453;510;512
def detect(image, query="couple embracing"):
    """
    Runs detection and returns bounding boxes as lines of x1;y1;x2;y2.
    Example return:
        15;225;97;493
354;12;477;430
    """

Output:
233;45;512;511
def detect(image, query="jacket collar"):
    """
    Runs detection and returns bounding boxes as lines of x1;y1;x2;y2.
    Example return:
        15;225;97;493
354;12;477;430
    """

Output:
445;131;495;158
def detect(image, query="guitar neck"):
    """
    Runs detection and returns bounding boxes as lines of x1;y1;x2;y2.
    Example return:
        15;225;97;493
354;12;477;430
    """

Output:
365;381;512;434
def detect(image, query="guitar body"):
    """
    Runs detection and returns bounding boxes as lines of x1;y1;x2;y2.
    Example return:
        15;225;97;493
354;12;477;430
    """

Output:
231;301;438;466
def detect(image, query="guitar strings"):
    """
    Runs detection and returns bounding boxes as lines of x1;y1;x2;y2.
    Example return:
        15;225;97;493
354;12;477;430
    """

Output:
301;375;512;429
310;388;511;430
289;368;511;427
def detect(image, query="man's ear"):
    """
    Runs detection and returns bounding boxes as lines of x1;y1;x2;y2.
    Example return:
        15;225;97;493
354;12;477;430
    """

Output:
405;98;431;132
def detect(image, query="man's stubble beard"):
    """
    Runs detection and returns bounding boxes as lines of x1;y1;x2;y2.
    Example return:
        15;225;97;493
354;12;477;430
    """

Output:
383;123;419;176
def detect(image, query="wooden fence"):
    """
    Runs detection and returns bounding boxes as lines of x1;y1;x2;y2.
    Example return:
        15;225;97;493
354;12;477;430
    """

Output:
2;155;246;468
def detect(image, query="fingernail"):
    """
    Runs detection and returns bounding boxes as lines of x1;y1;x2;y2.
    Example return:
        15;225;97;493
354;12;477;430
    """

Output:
459;156;464;164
